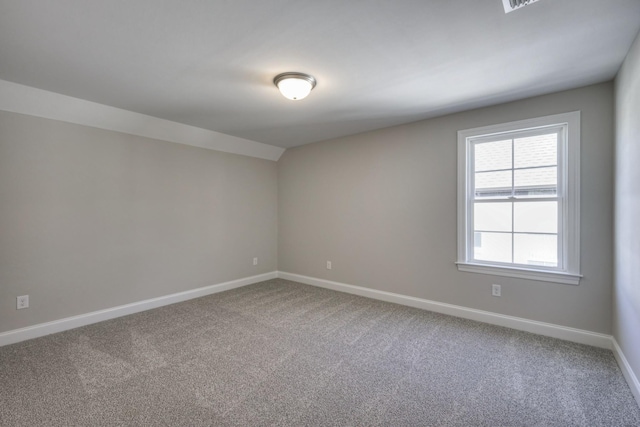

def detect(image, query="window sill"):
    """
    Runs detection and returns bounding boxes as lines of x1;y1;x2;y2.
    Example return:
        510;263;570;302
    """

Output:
455;262;581;285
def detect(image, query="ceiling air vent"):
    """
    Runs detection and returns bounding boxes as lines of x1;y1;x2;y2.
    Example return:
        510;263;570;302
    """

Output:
502;0;541;13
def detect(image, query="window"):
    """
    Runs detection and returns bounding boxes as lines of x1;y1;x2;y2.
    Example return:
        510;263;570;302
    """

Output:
457;112;581;285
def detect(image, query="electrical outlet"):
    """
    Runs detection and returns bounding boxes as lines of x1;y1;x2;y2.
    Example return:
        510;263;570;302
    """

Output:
326;261;332;270
492;284;501;297
253;257;258;266
17;295;29;310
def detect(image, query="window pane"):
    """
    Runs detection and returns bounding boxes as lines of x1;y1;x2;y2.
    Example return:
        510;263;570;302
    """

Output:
474;232;512;263
474;232;482;248
514;167;557;197
514;133;557;169
514;234;558;267
474;203;512;232
514;202;557;233
474;139;512;172
475;170;512;198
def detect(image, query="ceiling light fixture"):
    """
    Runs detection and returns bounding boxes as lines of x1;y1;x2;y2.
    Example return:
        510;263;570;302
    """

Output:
273;72;317;101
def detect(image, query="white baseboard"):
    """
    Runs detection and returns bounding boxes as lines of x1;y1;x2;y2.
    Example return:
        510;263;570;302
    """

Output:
612;338;640;405
277;271;613;349
3;270;636;406
0;271;277;347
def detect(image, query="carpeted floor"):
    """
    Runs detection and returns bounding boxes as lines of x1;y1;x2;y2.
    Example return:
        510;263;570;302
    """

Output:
1;279;639;426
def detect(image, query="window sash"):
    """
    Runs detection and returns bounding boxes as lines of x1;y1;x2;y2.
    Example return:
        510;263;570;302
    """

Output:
466;125;567;271
468;201;562;270
467;125;566;271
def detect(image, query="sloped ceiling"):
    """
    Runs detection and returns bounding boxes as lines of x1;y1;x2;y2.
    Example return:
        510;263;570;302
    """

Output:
0;0;639;148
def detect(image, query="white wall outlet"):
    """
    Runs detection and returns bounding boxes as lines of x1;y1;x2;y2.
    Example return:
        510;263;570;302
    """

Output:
253;257;258;266
17;295;29;309
326;261;332;270
492;284;501;297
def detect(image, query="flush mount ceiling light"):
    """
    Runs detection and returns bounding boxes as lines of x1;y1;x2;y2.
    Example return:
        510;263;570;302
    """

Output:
273;72;317;101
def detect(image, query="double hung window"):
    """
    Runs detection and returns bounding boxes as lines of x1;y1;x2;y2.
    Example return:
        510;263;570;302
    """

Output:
456;112;581;285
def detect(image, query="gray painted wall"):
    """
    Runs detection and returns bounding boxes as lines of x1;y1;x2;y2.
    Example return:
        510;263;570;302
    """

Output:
0;81;618;340
278;83;614;334
614;30;640;389
0;111;278;333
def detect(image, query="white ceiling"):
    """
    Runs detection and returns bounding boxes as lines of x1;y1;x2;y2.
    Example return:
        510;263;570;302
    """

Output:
0;1;639;149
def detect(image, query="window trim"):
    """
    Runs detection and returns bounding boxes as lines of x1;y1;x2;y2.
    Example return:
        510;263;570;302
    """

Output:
456;112;581;285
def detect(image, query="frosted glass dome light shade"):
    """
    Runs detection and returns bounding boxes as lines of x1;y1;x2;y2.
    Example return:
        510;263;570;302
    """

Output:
274;72;317;101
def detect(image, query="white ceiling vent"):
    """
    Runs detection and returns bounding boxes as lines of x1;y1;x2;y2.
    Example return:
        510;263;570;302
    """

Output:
502;0;541;13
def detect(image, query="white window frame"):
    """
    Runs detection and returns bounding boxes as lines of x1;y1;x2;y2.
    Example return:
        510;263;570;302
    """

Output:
456;112;581;285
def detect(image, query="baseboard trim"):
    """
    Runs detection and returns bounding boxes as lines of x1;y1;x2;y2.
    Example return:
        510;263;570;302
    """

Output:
612;338;640;405
277;271;612;349
0;271;277;347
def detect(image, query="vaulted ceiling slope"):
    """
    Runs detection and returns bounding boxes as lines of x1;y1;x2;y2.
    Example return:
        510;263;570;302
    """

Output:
0;1;639;149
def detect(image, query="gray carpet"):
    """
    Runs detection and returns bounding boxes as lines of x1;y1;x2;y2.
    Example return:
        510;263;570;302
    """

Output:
1;279;639;426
